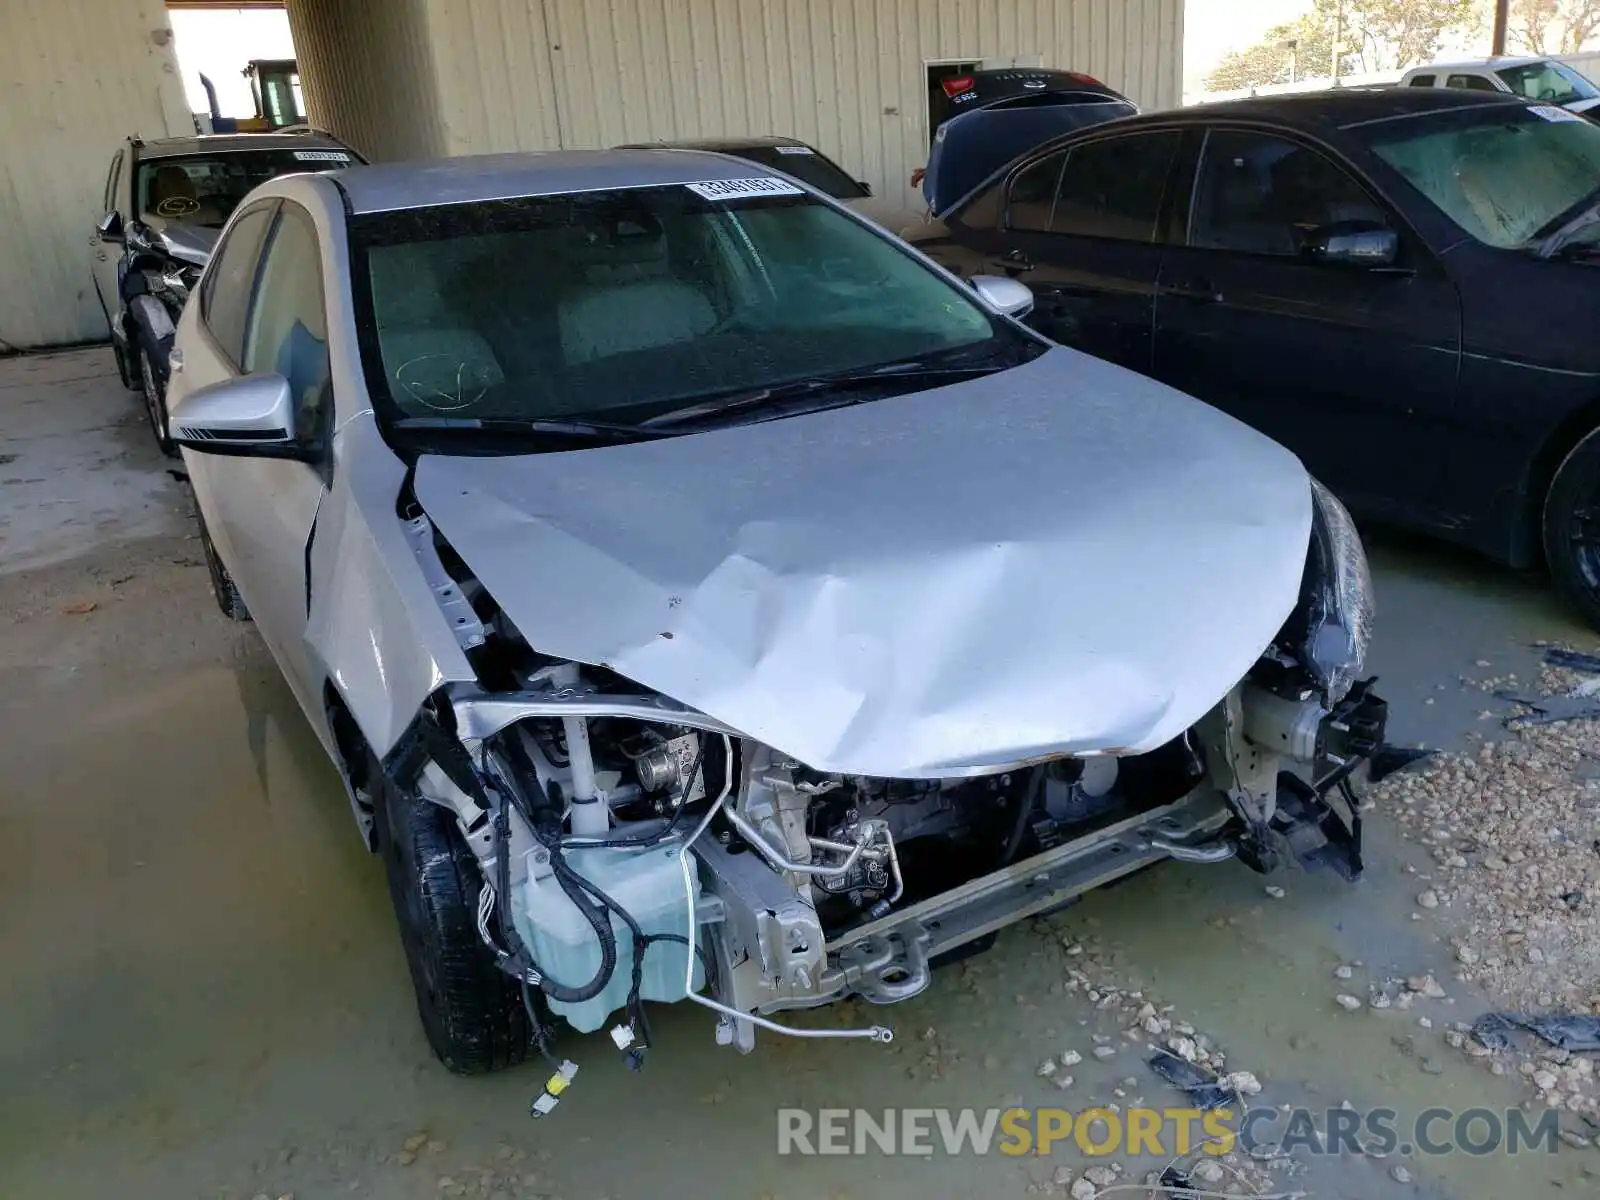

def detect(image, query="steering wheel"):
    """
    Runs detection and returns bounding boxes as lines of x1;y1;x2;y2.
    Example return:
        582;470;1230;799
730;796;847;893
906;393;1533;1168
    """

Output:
154;195;200;218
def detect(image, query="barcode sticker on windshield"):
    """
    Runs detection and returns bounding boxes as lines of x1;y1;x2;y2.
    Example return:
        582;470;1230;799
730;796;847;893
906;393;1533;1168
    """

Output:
1528;104;1582;123
685;177;804;201
775;145;815;155
294;150;353;161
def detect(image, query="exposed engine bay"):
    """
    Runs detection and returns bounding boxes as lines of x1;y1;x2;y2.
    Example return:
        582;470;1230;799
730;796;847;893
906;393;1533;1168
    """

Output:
388;633;1385;1067
368;461;1386;1086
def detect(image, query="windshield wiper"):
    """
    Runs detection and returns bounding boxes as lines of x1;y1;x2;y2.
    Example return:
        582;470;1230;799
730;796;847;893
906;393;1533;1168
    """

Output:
391;416;656;444
1534;183;1600;257
640;357;1009;431
1539;203;1600;259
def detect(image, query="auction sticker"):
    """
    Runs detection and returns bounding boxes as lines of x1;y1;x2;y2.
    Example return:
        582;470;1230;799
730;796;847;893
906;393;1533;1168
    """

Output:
775;145;815;155
294;150;354;162
685;177;804;200
1528;104;1582;123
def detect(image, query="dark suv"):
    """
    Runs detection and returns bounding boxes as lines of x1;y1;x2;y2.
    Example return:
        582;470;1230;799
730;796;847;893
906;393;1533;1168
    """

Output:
91;131;363;453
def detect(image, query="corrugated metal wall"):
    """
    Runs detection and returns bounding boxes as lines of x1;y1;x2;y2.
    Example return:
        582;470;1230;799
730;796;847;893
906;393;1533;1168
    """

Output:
414;0;1183;208
286;0;451;162
0;0;191;349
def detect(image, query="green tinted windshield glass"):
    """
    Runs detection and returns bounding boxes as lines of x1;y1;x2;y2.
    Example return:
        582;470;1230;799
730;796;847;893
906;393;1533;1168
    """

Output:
1371;107;1600;247
350;186;1000;427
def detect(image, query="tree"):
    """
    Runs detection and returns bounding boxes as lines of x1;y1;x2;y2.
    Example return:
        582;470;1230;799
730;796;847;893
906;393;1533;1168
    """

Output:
1506;0;1600;52
1204;0;1478;92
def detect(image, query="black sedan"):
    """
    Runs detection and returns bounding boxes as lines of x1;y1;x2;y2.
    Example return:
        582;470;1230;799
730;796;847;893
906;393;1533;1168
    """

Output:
907;89;1600;626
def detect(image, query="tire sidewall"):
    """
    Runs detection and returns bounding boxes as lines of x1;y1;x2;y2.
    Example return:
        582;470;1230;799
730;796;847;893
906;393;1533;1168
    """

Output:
1543;426;1600;629
136;328;175;455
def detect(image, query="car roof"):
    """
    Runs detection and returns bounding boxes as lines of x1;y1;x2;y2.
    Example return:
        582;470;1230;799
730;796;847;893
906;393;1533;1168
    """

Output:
618;136;813;152
1149;86;1527;130
329;148;799;214
1402;56;1547;73
134;132;353;160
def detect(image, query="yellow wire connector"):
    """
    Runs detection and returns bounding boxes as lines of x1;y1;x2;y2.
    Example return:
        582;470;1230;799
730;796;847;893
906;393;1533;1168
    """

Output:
529;1060;579;1118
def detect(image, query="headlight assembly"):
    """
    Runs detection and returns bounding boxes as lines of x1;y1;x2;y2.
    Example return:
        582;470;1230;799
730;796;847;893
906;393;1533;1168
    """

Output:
1299;479;1373;705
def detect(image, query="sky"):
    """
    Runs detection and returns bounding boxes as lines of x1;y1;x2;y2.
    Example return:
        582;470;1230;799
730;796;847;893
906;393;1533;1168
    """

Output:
169;8;296;119
1184;0;1314;89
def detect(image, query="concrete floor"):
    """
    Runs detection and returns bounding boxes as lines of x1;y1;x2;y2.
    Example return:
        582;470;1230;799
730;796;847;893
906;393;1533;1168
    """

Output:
2;348;1596;1200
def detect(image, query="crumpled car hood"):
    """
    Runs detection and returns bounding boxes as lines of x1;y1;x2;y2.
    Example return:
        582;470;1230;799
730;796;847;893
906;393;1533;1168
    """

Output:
153;221;219;266
414;347;1313;778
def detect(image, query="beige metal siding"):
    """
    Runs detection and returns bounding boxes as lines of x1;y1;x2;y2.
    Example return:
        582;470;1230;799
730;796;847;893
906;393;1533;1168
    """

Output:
0;0;191;349
286;0;450;162
420;0;1182;211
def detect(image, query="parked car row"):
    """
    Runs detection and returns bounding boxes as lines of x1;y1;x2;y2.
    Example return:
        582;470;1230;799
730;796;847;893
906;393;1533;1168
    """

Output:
96;69;1600;1091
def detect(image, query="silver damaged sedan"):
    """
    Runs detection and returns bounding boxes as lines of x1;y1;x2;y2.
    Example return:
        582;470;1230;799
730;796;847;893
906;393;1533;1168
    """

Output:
166;150;1387;1085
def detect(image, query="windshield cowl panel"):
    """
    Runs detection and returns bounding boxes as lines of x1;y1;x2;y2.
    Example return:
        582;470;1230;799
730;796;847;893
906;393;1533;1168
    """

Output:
348;185;1024;451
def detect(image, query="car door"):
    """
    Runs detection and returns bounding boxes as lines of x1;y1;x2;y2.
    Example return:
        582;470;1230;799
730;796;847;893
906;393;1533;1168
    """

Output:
1150;126;1462;523
91;150;125;327
184;201;334;717
941;129;1183;373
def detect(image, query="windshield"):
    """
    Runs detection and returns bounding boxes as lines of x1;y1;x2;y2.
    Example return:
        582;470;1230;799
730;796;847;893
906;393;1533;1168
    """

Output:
718;145;869;199
1496;61;1600;106
1369;105;1600;248
136;147;357;228
349;184;1014;439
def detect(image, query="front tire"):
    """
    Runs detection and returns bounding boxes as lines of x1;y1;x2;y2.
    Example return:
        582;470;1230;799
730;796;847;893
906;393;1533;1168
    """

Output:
1543;426;1600;631
136;328;175;457
196;511;250;622
374;766;531;1074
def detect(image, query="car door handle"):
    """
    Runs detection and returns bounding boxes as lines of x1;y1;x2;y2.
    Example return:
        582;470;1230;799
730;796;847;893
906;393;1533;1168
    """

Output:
995;248;1034;276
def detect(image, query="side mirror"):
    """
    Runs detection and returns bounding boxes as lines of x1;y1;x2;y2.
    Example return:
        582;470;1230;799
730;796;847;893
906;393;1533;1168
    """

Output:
1305;222;1399;267
169;374;308;458
96;211;123;243
970;274;1035;319
857;180;874;196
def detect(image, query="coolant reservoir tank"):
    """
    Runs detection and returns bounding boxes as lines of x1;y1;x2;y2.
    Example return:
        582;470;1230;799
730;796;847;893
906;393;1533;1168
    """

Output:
511;843;704;1033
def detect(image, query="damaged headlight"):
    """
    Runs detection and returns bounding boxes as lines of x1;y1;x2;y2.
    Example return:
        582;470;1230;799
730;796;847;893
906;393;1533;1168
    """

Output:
1298;479;1373;705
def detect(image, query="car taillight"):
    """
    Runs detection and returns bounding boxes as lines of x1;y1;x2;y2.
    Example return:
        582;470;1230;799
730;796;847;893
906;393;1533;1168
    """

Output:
1065;71;1103;87
942;75;976;98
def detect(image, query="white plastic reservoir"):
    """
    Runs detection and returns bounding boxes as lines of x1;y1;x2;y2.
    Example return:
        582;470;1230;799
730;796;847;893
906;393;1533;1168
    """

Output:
512;842;703;1033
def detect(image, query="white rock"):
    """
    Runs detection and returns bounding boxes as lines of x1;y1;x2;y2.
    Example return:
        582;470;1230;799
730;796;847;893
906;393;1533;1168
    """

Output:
1534;1070;1559;1091
1037;1058;1057;1077
1069;1179;1097;1200
1390;1164;1413;1184
1333;965;1354;979
1051;1165;1073;1187
1457;946;1479;965
1335;994;1363;1011
1265;885;1286;899
1225;1070;1263;1096
1418;890;1439;909
1093;1045;1117;1061
1060;1050;1082;1067
1168;1035;1198;1062
1192;1159;1225;1184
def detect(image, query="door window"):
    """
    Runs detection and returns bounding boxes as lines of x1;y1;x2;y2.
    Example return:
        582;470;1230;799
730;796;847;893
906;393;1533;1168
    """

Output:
1051;132;1181;241
1188;130;1388;256
1006;152;1067;231
1447;74;1499;92
200;203;278;366
1408;74;1437;88
244;204;330;440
